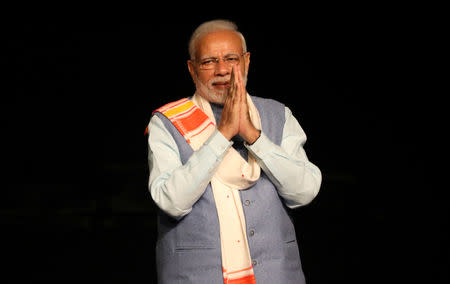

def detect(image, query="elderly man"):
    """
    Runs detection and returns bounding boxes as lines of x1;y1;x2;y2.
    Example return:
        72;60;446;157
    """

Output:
147;19;322;283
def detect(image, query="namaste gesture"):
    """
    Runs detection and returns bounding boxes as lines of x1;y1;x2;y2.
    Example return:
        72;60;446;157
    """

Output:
218;65;261;144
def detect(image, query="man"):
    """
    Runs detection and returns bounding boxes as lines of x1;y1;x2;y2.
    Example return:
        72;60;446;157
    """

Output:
147;19;321;283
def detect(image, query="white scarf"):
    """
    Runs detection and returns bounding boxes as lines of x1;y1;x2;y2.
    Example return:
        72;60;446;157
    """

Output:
191;93;260;283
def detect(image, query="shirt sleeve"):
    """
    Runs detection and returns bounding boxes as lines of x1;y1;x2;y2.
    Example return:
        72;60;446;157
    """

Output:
245;107;322;208
147;114;233;219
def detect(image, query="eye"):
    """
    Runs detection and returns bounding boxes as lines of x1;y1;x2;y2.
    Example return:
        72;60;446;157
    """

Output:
225;56;239;63
200;58;217;66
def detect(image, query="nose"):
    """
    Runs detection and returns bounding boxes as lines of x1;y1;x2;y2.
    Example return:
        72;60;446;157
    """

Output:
214;59;230;76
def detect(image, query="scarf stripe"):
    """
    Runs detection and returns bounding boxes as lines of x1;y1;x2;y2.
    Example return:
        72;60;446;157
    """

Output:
153;98;215;143
225;275;256;284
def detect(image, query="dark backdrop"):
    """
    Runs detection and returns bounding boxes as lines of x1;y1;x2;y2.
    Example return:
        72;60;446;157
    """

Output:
3;9;446;284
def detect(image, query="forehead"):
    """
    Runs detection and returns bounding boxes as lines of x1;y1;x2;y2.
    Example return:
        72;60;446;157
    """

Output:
196;30;243;58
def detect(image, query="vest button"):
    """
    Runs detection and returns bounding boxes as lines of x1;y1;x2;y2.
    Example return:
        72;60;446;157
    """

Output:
252;260;257;266
244;200;250;206
249;229;255;236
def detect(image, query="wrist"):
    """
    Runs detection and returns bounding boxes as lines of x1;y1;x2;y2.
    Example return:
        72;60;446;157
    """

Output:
218;126;234;141
244;129;261;145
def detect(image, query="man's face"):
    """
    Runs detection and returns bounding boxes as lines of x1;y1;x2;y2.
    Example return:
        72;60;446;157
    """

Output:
188;30;250;104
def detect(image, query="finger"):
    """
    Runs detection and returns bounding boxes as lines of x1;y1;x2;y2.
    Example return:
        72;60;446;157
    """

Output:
226;68;239;110
230;65;236;88
232;66;239;94
235;67;245;105
232;65;240;89
235;65;243;86
228;67;237;99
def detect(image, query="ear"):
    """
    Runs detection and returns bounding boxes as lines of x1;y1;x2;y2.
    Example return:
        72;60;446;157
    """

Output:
187;60;196;83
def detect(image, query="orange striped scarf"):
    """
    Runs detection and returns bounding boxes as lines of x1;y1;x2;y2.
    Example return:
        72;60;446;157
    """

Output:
149;94;260;284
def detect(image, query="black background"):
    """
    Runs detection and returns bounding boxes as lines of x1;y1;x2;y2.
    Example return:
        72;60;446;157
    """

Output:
3;7;446;284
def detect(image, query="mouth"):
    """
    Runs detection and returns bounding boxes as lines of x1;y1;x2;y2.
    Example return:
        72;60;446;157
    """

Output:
212;81;230;89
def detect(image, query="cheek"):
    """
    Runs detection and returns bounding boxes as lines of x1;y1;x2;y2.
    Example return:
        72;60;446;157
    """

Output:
197;72;213;85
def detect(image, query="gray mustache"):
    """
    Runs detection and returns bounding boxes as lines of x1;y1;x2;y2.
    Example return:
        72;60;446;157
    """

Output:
209;77;231;85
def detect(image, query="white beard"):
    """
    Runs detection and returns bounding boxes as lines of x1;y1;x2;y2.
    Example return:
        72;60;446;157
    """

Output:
194;73;248;105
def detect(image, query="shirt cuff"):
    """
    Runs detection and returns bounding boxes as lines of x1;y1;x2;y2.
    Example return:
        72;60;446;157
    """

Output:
204;129;233;157
245;131;272;160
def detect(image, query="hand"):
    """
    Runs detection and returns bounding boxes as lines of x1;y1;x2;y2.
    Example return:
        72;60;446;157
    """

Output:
217;66;240;140
218;65;260;143
234;66;260;144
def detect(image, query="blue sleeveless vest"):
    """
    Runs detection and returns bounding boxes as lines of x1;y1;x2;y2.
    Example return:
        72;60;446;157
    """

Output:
153;96;305;283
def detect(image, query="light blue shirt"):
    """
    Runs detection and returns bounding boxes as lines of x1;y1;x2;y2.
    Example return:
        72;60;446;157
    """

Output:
148;107;322;219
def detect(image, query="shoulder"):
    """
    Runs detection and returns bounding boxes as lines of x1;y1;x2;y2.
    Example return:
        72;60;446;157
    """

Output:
146;97;190;136
152;97;191;115
250;95;286;116
250;95;285;108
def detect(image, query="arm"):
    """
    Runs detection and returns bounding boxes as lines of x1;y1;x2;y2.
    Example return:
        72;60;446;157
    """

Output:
147;115;232;219
245;107;322;208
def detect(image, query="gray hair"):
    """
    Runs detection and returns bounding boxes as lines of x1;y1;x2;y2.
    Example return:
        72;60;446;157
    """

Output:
188;19;247;60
